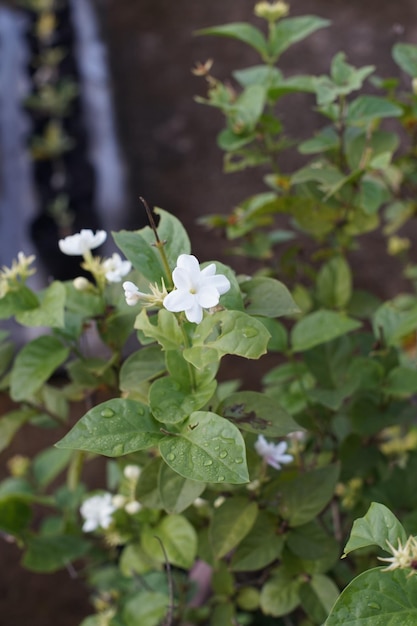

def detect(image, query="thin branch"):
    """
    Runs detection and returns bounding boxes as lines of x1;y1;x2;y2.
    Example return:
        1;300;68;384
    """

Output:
154;535;175;626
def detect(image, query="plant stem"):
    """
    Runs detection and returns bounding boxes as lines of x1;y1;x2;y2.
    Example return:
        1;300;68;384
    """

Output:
179;318;197;392
140;196;174;288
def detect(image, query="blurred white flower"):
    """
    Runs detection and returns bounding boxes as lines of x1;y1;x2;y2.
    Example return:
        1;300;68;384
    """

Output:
163;254;230;324
123;464;141;481
103;253;132;283
112;494;127;509
378;536;417;572
255;435;293;470
73;276;92;292
123;281;147;306
58;229;107;256
124;500;142;515
80;493;115;532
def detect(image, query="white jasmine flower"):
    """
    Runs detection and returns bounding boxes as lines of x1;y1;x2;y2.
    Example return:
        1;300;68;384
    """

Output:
58;229;107;256
103;253;132;283
73;276;92;291
112;494;127;509
378;536;417;572
163;254;231;324
123;281;147;306
123;464;141;481
80;493;115;532
255;435;293;470
124;500;142;515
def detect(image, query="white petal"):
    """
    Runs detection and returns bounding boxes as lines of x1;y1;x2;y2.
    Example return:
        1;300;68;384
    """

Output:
185;300;203;323
176;254;201;283
163;289;194;312
172;266;193;291
200;263;216;277
202;274;231;295
196;284;220;308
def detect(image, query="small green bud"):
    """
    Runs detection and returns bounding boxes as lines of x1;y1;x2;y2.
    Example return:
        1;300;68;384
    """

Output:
254;1;290;22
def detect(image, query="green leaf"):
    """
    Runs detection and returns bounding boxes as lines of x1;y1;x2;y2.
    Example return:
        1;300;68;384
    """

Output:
393;43;417;77
325;567;417;625
210;496;258;559
241;276;300;317
10;336;69;401
385;367;417;397
347;95;402;125
149;376;216;424
219;391;300;437
158;462;205;514
230;510;284;571
16;281;66;328
343;502;407;556
136;457;164;509
0;286;38;319
33;447;73;489
159;411;249;484
197;23;268;58
287;521;339;561
268;16;330;60
22;534;89;572
0;496;32;535
278;464;340;526
184;310;270;368
316;257;352;309
300;574;340;625
0;409;34;453
123;591;169;626
56;398;163;456
260;570;301;617
139;207;191;271
119;345;166;394
112;230;166;284
291;310;361;352
299;126;339;154
142;514;197;569
230;84;266;131
134;309;183;351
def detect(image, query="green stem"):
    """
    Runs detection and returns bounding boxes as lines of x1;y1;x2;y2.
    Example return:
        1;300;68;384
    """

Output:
67;450;86;492
140;196;174;289
179;318;197;392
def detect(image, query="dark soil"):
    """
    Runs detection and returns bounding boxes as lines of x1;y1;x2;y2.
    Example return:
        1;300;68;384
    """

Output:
2;1;417;624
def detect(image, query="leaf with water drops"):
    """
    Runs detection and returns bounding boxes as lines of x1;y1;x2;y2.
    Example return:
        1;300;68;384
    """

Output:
56;399;163;456
325;567;417;625
184;310;270;368
219;391;300;437
159;411;249;484
149;376;217;424
343;502;407;557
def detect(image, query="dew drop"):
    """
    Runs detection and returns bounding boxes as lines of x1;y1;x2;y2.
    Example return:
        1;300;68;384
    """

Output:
214;445;220;451
219;450;228;459
204;459;213;466
242;327;258;339
167;452;176;461
218;476;225;482
235;457;244;464
136;407;144;416
367;602;381;610
100;408;115;418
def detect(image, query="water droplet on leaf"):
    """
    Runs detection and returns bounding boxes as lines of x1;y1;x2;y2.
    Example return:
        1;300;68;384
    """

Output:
167;452;176;461
218;475;225;482
100;408;115;418
235;457;243;464
242;327;258;338
219;450;228;459
204;459;213;466
367;602;381;610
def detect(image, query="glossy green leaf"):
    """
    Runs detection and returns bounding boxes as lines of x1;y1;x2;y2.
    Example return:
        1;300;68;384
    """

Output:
16;281;66;328
158;462;205;514
33;447;73;489
159;411;249;484
278;464;340;526
0;286;38;319
138;207;191;271
142;514;197;569
347;95;402;125
219;390;300;436
300;574;340;625
343;502;407;556
22;534;89;572
134;308;183;351
316;257;352;309
119;345;166;393
197;23;268;58
230;511;284;571
291;310;361;352
241;276;300;317
268;16;330;60
123;591;169;626
325;567;417;625
149;376;216;424
393;43;417;77
210;496;258;559
10;336;69;401
56;398;163;456
260;570;301;617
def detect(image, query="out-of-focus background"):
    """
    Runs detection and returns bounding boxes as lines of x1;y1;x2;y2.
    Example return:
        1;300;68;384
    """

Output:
0;1;416;623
